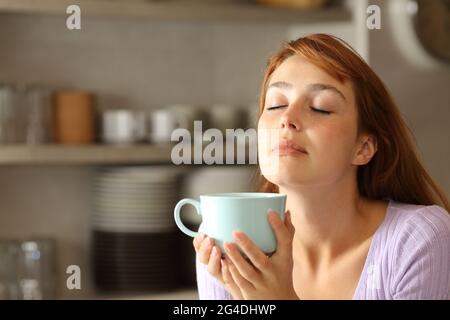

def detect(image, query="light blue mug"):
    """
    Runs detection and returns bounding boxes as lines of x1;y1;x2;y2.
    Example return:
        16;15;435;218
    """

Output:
173;192;287;255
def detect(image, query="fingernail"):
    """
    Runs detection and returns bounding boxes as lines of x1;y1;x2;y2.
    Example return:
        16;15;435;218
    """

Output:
224;242;234;252
267;211;277;222
233;231;244;242
212;246;218;256
221;259;226;269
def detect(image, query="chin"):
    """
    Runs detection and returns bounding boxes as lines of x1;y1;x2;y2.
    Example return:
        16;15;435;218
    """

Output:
262;165;307;188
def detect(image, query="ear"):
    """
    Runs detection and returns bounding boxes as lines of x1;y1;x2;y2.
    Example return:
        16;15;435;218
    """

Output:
352;134;377;166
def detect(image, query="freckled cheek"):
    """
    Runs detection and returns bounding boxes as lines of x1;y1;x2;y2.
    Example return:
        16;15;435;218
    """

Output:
312;124;355;160
257;116;281;166
257;116;278;142
257;114;273;130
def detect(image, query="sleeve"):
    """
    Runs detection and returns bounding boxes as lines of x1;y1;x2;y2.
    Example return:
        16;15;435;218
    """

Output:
196;256;233;300
391;206;450;299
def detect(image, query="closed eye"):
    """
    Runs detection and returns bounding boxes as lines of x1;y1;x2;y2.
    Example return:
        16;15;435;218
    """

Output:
267;105;331;115
267;105;288;111
310;107;331;115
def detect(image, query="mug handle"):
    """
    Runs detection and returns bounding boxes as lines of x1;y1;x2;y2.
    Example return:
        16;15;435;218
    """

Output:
174;198;201;238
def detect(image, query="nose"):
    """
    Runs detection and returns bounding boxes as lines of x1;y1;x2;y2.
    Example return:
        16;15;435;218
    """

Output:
280;106;301;130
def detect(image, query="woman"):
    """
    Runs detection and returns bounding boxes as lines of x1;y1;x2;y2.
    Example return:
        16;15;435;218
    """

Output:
193;34;450;300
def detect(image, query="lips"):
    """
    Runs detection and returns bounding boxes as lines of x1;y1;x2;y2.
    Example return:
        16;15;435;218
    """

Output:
272;139;307;155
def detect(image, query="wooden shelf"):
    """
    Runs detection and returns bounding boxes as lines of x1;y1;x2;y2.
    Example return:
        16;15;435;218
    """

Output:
0;142;257;165
0;144;173;165
0;0;351;23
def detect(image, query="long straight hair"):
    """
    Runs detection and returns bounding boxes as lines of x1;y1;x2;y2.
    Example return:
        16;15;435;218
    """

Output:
253;33;450;213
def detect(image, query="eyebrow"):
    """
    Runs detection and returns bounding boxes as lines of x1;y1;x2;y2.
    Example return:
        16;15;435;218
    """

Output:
267;81;347;101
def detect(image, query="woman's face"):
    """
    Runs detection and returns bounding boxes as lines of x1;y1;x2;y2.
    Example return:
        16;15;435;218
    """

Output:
258;55;369;189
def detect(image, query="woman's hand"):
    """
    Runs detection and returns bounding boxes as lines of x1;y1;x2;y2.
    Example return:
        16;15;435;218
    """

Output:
221;209;298;300
193;231;245;298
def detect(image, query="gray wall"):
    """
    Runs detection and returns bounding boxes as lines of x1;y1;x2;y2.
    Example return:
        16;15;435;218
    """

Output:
0;13;288;109
369;0;450;194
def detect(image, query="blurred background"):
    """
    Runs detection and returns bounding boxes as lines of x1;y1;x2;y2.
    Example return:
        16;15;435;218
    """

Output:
0;0;449;299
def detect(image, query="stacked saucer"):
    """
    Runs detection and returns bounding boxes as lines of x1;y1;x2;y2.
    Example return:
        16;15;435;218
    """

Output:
90;166;183;292
92;231;180;291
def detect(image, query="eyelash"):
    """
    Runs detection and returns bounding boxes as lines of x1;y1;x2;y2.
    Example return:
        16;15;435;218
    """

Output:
267;105;331;115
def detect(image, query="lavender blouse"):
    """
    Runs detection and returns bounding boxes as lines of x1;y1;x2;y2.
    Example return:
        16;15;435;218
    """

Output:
195;200;450;299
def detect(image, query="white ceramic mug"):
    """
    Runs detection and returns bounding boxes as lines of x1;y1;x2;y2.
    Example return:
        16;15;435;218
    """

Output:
101;109;146;144
149;108;190;144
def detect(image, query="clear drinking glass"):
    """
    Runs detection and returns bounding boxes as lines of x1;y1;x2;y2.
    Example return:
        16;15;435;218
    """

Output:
0;240;20;299
16;239;56;300
0;84;17;144
24;86;52;144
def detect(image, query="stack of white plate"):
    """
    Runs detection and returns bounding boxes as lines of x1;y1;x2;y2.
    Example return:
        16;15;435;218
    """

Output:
91;166;182;233
90;166;184;292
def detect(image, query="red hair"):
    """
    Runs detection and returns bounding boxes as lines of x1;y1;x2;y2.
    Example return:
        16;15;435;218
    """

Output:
253;33;450;213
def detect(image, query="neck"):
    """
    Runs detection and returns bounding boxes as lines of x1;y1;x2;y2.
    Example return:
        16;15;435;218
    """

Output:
279;174;384;265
